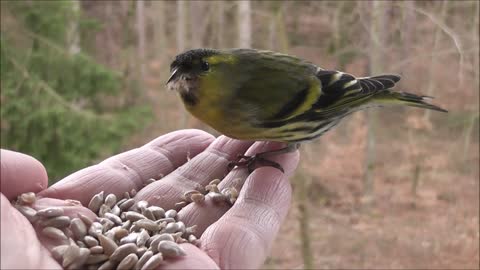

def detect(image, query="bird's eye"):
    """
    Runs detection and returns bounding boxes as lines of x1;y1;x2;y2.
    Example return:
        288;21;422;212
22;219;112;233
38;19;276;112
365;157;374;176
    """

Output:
200;61;209;71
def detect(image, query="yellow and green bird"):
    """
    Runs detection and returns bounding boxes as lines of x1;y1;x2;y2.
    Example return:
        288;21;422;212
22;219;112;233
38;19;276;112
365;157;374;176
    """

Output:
167;48;447;171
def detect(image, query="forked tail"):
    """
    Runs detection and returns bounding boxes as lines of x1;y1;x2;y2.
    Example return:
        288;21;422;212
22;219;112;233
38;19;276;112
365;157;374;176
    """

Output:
373;90;448;112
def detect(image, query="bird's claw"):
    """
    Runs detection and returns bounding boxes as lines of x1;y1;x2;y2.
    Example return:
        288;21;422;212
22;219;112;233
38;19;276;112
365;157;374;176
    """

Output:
228;154;285;173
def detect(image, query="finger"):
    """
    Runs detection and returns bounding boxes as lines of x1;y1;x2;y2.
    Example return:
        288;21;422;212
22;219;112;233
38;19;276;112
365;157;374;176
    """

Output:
176;141;294;236
200;150;299;269
39;129;214;206
134;136;254;210
0;194;60;269
0;149;48;201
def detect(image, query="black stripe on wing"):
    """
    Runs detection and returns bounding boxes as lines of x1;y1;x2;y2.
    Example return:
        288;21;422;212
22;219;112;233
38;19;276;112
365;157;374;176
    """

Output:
314;69;362;108
270;85;310;120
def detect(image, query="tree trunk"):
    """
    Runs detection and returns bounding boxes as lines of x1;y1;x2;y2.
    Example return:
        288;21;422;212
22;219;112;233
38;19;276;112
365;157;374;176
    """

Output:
136;0;146;94
237;0;252;48
177;0;186;52
67;0;81;55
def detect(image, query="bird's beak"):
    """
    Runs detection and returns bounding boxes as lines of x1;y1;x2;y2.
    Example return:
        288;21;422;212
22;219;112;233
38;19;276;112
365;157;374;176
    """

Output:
166;68;180;85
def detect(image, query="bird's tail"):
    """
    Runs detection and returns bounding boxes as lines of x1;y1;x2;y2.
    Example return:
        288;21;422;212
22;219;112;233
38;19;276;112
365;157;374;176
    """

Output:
372;90;448;113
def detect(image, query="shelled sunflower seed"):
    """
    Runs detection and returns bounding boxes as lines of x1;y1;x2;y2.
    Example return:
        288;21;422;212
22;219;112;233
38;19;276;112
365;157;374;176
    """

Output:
13;190;198;270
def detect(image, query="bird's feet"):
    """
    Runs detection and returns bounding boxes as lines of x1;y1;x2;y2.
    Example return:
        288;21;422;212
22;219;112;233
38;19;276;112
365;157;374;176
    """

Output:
228;154;285;173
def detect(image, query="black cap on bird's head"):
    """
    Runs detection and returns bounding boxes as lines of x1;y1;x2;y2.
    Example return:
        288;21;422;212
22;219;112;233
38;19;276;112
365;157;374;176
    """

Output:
167;49;218;85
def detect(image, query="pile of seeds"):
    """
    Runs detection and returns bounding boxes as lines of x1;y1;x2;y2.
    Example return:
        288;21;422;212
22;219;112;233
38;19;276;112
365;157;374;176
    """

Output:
12;178;240;270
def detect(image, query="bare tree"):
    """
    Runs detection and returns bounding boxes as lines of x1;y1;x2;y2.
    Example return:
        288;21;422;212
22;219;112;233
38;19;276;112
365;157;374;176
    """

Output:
67;0;81;55
237;0;252;48
136;0;146;92
177;0;186;52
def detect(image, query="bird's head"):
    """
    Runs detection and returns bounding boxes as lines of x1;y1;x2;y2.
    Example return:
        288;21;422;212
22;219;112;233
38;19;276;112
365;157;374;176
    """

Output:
166;49;221;106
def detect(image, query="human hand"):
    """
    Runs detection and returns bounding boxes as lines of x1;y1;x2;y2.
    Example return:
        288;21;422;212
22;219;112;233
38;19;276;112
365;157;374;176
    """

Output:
1;129;299;269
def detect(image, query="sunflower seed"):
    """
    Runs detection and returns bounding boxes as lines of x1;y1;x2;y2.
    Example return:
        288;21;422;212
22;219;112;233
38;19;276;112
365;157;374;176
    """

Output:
155;217;174;224
145;178;156;185
67;247;90;270
18;192;36;205
98;260;117;270
156;233;174;242
88;191;104;213
148;206;165;219
183;190;200;202
42;215;71;228
14;205;38;222
188;234;197;243
42;226;68;241
157;240;186;257
37;207;64;218
205;184;220;193
110;243;137;263
121;220;132;230
129;189;137;197
78;213;94;227
98;234;118;256
125;211;147;222
104;212;122;225
76;240;87;248
88;222;103;237
113;228;129;240
104;194;117;208
142;208;155;220
164;209;177;219
62;244;81;268
120;232;139;245
51;245;69;261
70;217;87;240
116;198;127;206
129;224;141;233
185;225;197;235
191;193;205;203
140;253;163;270
136;230;150;247
89;246;104;254
117;253;138;270
176;221;186;234
209;192;227;203
111;205;121;216
99;218;115;232
209;179;221;186
98;204;111;217
136;200;148;211
164;222;179;233
136;246;147;258
174;201;188;210
135;250;153;270
147;235;162;253
124;192;131;200
86;254;109;265
134;219;159;231
84;236;99;247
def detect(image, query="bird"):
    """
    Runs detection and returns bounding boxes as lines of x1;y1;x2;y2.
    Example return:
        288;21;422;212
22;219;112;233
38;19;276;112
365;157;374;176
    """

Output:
166;48;447;172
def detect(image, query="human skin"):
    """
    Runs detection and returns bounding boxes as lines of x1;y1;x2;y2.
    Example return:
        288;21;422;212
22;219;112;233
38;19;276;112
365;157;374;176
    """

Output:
0;129;299;269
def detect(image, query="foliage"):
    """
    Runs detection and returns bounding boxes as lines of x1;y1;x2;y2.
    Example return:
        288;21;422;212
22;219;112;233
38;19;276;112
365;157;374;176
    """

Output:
0;1;151;182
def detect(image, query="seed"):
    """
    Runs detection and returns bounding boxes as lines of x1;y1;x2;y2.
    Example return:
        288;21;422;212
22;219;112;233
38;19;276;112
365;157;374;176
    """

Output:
62;244;81;268
120;232;139;245
88;191;104;214
98;260;117;270
147;235;162;253
136;230;150;247
148;206;165;219
37;207;64;218
172;232;183;243
86;254;109;265
191;193;205;203
156;233;175;242
175;201;188;210
185;225;197;235
98;204;111;217
135;250;153;270
104;212;122;225
14;205;38;222
205;184;220;193
78;213;94;227
124;191;131;200
129;224;141;233
99;218;115;232
76;240;87;248
145;178;156;185
89;246;103;254
209;192;227;203
67;247;90;270
157;240;186;258
18;192;36;205
42;226;68;241
164;222;179;233
164;209;177;219
113;228;129;240
65;199;82;206
98;234;118;256
42;215;71;228
140;253;163;270
104;194;117;208
51;245;69;261
176;221;186;234
142;208;155;220
111;205;121;216
129;189;137;197
183;190;200;202
88;222;103;237
70;218;87;239
121;220;132;230
155;217;175;224
117;253;138;270
125;211;147;222
110;243;137;263
136;200;148;211
134;219;159;231
84;236;99;247
136;246;147;258
188;234;197;243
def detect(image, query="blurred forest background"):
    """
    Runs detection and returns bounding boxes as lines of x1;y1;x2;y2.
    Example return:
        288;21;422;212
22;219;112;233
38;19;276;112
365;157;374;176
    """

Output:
1;0;478;269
